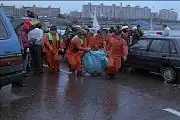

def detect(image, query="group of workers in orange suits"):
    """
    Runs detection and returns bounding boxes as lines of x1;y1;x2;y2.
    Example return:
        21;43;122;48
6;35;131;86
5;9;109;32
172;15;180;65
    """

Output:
43;26;129;79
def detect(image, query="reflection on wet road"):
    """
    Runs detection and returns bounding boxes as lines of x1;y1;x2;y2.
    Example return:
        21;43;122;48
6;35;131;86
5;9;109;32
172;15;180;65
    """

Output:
1;66;180;120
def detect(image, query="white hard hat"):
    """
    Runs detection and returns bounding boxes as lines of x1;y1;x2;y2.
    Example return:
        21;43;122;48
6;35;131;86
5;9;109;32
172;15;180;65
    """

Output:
121;26;129;30
132;26;137;30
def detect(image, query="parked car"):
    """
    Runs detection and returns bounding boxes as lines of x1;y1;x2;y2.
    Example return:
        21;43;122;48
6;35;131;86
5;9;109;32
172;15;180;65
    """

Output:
126;35;180;83
0;10;25;89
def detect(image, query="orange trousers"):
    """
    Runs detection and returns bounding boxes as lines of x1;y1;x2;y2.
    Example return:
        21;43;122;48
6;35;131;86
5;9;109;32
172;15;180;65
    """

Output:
107;57;122;75
67;53;82;72
44;52;60;72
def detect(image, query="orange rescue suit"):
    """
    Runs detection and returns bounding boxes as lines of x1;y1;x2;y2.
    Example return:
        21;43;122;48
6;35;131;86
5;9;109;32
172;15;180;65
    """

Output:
85;34;93;48
106;36;128;75
66;35;87;72
89;34;105;50
105;34;112;50
43;33;63;72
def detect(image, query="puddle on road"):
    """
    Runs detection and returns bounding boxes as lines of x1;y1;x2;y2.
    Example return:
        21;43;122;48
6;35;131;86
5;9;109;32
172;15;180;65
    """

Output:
0;86;26;108
1;67;180;120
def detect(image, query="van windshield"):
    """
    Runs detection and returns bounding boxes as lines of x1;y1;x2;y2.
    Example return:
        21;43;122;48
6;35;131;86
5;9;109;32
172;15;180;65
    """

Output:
0;17;9;40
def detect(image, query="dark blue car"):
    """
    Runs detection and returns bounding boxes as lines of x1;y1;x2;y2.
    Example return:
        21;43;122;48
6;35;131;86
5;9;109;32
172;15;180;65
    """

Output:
0;10;25;89
127;35;180;83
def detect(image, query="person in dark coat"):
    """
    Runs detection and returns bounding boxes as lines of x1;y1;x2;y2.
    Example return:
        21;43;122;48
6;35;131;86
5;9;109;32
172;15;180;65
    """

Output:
28;23;44;74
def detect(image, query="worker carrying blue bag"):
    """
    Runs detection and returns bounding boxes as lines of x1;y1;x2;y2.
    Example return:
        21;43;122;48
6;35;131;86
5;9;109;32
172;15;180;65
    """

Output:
82;50;108;74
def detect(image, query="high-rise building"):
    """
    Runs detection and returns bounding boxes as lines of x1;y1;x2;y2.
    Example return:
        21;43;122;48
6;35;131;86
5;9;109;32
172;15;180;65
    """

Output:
20;5;60;17
0;3;20;17
0;3;61;18
69;11;82;18
159;9;178;21
81;3;152;20
112;4;116;19
82;4;90;18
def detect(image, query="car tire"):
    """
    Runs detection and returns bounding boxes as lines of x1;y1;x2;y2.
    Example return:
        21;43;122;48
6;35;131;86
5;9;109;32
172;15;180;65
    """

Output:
160;66;177;83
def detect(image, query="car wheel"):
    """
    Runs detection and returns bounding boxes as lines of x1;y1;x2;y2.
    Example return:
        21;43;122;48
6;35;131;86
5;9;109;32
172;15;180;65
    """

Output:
161;67;177;83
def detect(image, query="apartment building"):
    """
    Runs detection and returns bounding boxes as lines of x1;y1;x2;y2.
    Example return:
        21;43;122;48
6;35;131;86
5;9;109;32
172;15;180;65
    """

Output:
82;3;152;20
82;3;179;21
159;9;178;21
0;3;61;18
20;5;60;17
69;11;82;18
0;3;20;17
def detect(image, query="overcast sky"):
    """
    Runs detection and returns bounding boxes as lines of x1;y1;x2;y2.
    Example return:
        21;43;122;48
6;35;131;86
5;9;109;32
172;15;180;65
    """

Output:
2;1;180;19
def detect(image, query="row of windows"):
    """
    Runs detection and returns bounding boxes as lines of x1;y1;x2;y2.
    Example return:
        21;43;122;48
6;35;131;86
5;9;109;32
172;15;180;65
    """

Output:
131;39;177;54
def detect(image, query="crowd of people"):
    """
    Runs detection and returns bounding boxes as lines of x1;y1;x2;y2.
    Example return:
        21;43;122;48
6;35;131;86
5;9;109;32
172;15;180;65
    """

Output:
63;24;143;78
16;10;144;85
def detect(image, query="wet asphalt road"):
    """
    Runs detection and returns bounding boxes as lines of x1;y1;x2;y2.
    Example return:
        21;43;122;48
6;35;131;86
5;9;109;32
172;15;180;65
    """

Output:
1;64;180;120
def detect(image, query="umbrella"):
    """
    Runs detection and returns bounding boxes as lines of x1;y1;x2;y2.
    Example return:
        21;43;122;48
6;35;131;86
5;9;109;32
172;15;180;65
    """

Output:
133;20;150;27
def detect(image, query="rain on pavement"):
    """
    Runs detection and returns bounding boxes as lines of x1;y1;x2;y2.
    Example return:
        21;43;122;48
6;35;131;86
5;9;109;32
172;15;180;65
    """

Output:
1;64;180;120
